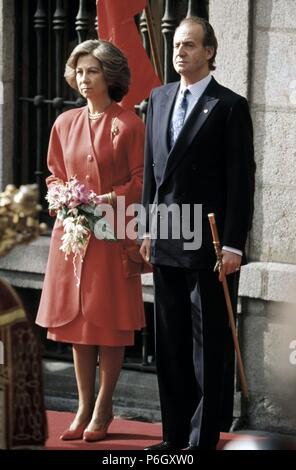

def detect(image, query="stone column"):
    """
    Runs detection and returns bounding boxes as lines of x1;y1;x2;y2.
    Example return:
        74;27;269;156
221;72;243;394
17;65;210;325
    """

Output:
209;0;252;98
239;0;296;433
0;0;15;189
209;0;296;433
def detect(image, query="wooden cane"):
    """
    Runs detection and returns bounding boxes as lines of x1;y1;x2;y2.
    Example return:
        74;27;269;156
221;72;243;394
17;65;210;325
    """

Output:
208;213;249;400
144;3;164;83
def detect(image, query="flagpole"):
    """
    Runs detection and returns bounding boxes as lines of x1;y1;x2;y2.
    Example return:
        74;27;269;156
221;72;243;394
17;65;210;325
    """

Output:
144;3;163;83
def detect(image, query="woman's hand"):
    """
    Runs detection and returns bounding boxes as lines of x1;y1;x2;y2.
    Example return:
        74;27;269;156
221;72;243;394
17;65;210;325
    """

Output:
48;209;57;217
96;191;116;205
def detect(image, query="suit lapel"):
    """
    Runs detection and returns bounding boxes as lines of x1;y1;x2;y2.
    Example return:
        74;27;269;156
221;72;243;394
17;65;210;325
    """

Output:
160;79;220;186
158;83;180;155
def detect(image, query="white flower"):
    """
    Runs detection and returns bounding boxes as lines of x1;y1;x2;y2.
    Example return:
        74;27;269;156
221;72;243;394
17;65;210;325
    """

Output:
46;183;68;211
60;216;89;259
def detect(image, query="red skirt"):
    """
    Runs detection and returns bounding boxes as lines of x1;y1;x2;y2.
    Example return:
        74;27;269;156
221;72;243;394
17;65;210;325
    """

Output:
47;310;134;346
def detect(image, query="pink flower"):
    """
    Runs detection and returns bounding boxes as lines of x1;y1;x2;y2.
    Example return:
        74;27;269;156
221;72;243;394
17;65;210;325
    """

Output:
46;177;116;286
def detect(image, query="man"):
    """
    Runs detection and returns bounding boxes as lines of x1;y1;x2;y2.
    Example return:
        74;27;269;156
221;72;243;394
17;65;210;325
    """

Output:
140;17;255;450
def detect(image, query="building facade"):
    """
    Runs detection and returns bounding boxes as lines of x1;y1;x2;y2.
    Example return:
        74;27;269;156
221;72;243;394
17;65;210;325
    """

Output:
1;0;296;434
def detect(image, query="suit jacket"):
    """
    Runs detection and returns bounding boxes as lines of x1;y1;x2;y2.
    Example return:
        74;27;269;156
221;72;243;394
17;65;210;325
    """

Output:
142;77;255;269
36;102;145;330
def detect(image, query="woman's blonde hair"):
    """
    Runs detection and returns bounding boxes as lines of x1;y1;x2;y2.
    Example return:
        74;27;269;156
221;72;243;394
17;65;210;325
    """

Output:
64;39;130;102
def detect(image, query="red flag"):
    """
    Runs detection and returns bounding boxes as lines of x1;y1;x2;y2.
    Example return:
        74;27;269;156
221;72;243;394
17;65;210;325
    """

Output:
97;0;162;109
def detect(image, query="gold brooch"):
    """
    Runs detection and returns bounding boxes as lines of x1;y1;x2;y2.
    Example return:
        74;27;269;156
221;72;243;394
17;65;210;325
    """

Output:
111;118;119;137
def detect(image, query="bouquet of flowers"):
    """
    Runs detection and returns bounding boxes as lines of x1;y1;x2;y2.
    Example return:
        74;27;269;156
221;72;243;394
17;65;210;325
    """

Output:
46;177;116;285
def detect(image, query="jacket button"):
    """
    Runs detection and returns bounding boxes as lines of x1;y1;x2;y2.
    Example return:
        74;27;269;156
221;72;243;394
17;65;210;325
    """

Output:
152;161;155;167
87;154;93;161
86;175;91;182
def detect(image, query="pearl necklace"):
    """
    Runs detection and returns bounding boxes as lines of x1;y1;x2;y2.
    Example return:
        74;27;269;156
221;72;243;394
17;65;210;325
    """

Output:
88;111;104;120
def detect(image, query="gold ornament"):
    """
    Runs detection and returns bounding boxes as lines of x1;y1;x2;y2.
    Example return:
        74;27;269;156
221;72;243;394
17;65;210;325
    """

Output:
0;184;47;257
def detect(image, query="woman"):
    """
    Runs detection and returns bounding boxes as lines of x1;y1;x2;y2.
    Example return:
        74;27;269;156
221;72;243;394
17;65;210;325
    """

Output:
36;40;145;442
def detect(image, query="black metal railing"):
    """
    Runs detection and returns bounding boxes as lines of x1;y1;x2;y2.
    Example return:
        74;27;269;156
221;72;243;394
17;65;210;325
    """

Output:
15;0;97;222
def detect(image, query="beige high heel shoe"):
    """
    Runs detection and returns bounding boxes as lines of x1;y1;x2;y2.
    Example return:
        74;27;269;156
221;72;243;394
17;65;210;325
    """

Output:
83;415;114;442
60;419;90;441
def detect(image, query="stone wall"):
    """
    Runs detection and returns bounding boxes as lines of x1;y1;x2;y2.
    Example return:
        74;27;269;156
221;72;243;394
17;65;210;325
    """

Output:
209;0;296;433
242;297;296;433
250;0;296;265
209;0;252;98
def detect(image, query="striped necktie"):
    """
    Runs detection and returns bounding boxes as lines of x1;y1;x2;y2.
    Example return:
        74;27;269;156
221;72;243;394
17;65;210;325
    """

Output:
170;88;190;147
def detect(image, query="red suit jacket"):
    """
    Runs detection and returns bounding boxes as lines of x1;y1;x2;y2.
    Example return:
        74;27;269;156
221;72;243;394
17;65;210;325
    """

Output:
36;102;145;331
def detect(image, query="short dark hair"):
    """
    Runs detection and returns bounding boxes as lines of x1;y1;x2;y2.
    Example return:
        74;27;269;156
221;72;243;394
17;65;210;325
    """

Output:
64;39;130;102
177;17;218;71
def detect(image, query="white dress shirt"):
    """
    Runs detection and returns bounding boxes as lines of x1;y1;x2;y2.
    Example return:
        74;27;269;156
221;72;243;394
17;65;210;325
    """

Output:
172;73;212;121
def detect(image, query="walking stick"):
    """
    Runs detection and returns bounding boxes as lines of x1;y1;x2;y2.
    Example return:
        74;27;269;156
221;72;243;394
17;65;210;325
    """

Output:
208;213;249;400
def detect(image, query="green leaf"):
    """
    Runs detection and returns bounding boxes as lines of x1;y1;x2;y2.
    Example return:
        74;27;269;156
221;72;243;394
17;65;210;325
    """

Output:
79;204;95;215
57;207;68;220
84;213;100;232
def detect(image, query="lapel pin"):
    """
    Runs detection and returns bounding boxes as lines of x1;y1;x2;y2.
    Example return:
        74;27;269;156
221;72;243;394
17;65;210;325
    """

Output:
203;109;209;113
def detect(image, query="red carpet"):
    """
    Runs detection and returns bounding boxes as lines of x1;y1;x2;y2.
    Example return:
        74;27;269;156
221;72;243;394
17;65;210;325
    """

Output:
45;411;259;450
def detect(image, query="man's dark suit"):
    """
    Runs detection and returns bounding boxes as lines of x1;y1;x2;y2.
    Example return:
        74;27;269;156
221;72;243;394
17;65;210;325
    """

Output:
142;77;255;448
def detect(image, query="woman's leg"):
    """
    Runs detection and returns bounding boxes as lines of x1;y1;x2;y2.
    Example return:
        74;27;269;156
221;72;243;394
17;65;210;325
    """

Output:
87;345;125;431
69;344;98;430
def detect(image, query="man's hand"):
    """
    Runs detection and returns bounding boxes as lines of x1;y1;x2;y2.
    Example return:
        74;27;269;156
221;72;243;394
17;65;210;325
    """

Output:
140;239;151;262
219;250;241;282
